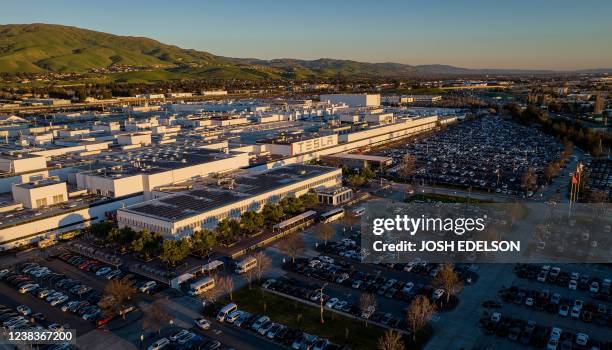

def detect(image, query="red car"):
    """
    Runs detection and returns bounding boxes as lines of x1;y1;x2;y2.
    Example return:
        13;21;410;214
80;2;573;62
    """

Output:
96;314;115;327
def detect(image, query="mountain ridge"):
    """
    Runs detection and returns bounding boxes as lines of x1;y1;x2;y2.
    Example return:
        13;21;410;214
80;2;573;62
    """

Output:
0;23;609;80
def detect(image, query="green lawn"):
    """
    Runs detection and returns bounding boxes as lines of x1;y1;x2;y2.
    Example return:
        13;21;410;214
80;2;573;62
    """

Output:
214;286;430;350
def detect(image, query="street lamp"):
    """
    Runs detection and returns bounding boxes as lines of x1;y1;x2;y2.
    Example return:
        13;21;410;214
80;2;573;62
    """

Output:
316;283;328;324
140;333;144;350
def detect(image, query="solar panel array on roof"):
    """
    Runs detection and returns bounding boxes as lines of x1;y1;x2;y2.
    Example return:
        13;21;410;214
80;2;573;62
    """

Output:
133;204;185;220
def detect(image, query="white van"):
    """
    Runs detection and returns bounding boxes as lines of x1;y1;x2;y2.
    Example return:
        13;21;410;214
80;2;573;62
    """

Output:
216;303;238;322
188;277;215;296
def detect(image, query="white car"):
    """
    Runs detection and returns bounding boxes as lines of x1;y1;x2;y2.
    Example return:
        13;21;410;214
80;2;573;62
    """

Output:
318;256;334;264
96;267;112;276
139;281;157;293
590;281;599;293
16;305;31;316
361;305;375;319
251;316;270;331
262;279;276;289
558;305;569;317
147;338;169;350
169;329;190;342
550;327;562;340
226;310;243;323
325;298;339;308
403;282;414;294
568;279;578;290
491;312;501;323
570;306;581;318
176;332;196;345
194;317;211;330
575;333;588;346
547;338;558;350
351;280;362;289
50;295;69;306
432;288;445;300
0;269;9;278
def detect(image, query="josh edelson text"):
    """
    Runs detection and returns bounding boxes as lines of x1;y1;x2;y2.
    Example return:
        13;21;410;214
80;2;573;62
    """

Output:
369;214;521;252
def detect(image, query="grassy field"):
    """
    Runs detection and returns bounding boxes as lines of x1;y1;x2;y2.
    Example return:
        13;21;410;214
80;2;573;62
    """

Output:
215;286;431;350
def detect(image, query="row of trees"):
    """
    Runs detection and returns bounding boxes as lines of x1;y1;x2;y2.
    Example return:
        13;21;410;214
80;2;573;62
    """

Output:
505;103;609;156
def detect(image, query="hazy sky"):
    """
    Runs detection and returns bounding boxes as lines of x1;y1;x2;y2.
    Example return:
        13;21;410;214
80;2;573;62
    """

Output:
1;0;611;70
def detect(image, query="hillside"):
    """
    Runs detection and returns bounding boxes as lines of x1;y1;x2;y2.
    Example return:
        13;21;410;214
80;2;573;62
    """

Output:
0;23;230;73
0;23;608;82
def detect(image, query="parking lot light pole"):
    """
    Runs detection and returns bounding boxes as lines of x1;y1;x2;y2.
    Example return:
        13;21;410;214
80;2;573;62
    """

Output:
317;283;328;324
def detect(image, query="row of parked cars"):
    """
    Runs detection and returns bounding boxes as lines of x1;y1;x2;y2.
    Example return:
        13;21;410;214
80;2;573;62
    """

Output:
290;256;446;306
263;277;406;329
318;238;447;279
214;302;340;350
516;264;612;300
3;262;104;323
58;252;122;280
147;328;220;350
498;286;612;327
382;116;562;194
479;310;608;350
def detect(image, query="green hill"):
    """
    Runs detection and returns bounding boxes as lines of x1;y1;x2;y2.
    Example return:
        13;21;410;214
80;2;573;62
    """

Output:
0;23;226;73
3;23;602;82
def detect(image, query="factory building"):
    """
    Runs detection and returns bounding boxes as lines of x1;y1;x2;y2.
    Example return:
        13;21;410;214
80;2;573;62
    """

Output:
319;94;381;107
117;165;342;238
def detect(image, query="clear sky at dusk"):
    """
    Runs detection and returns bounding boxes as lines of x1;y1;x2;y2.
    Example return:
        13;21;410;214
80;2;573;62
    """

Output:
1;0;611;70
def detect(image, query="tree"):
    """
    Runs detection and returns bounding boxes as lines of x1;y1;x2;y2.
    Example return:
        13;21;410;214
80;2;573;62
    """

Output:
299;192;318;209
191;230;216;257
406;295;436;341
89;221;114;240
160;238;190;267
217;275;234;301
132;230;163;260
521;167;538;195
347;174;366;187
262;203;284;225
397;154;416;179
143;301;172;335
101;278;136;319
359;293;377;327
254;251;272;283
432;263;463;303
544;162;559;184
241;256;258;289
377;330;405;350
316;223;335;246
240;211;264;235
278;234;305;264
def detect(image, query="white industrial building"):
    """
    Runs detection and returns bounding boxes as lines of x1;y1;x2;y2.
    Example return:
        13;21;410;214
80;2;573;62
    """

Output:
11;178;67;209
117;165;342;237
319;94;381;107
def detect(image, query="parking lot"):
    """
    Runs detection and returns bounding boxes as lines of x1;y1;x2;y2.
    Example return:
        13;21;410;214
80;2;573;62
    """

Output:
378;116;564;195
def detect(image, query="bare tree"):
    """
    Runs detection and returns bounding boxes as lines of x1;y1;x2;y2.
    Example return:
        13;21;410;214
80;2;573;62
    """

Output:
241;257;257;289
405;295;436;341
432;263;463;303
521;167;538;195
101;278;136;319
377;329;405;350
544;162;559;184
217;275;234;301
143;301;172;335
397;154;416;179
202;274;220;303
278;234;305;264
254;251;272;282
359;293;377;327
316;223;335;246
